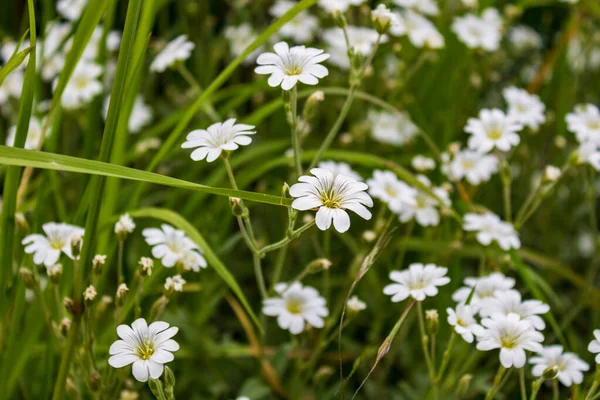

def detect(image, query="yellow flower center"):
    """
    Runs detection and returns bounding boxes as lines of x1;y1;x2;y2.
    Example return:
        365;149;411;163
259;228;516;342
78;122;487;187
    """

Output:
285;297;304;315
384;184;397;198
487;128;504;140
135;338;155;360
49;237;66;250
501;337;516;349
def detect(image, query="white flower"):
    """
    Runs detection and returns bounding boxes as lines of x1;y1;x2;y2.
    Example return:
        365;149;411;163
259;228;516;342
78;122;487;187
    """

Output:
142;224;207;270
452;8;503;52
150;35;195;73
0;70;24;104
367;170;417;213
108;318;179;382
224;24;262;64
397;176;450;227
576;142;600;171
83;285;97;301
544;165;561;182
444;149;499;185
588;330;600;363
290;168;373;233
57;61;103;109
255;42;329;91
566;104;600;146
447;303;484;343
139;257;153;275
164;275;186;292
411;155;436;172
393;0;439;16
479;290;549;330
318;0;365;13
324;27;382;69
263;282;329;335
390;10;445;49
57;0;88;21
115;213;136;236
508;26;543;52
383;263;450;302
452;272;516;305
317;161;362;181
463;212;521;250
103;96;153;134
181;119;255;162
6;116;45;150
477;313;544;368
368;109;419;146
270;1;319;43
530;345;589;387
347;295;367;311
371;4;399;31
465;109;523;153
22;222;85;267
503;87;546;130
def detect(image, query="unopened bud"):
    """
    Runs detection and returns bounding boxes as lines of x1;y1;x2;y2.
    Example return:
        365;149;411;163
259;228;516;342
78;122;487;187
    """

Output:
554;135;566;149
89;371;101;392
64;297;75;315
120;390;139;400
148;379;164;399
92;255;106;275
116;284;128;307
362;230;377;243
164;366;176;389
59;317;71;336
281;182;290;197
66;378;78;398
504;4;523;21
314;366;335;382
543;165;561;183
15;212;28;236
19;268;36;289
426;309;439;335
456;374;472;397
47;263;63;284
139;257;153;277
371;4;396;34
71;235;82;258
306;258;332;274
230;197;243;217
303;90;325;122
542;365;559;380
332;9;347;29
83;285;97;306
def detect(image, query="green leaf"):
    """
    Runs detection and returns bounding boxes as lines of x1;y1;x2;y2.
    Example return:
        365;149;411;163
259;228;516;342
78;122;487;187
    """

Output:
129;207;263;331
0;47;31;86
0;146;292;207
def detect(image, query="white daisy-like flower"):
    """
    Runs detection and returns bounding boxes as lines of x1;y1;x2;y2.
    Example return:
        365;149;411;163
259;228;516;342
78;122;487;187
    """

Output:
383;263;450;302
367;170;417;213
447;303;484;343
411;155;436;172
452;272;516;305
530;345;589;387
390;10;445;49
463;212;521;250
588;330;600;363
6;116;45;150
115;213;136;236
290;168;373;233
22;222;85;267
181;119;255;162
270;1;319;43
318;0;365;13
397;175;450;227
0;70;24;104
108;318;179;382
444;149;499;185
393;0;439;16
317;161;362;181
103;95;153;134
323;27;382;69
371;4;400;32
347;295;367;311
566;104;600;146
224;24;262;64
368;109;419;146
57;0;88;21
479;290;550;331
262;282;329;335
56;60;103;110
477;313;544;368
150;35;195;73
503;87;546;131
255;42;330;91
465;109;523;153
576;142;600;171
508;26;543;52
452;8;503;52
164;275;186;292
142;224;207;270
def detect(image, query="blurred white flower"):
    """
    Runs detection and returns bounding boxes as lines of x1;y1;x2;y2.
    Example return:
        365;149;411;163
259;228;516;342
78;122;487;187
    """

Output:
367;170;417;213
22;222;84;267
108;318;179;382
452;8;503;52
164;275;186;292
477;313;544;368
544;165;561;182
368;109;418;146
104;96;153;134
324;27;382;69
57;0;88;21
57;61;103;109
576;142;600;171
397;175;450;227
465;108;523;153
318;0;365;13
291;168;373;232
224;24;262;64
503;87;546;130
463;212;521;250
393;0;439;16
347;295;367;311
444;149;499;185
371;4;399;33
411;155;436;172
566;104;600;146
83;285;97;302
588;330;600;363
150;35;195;73
530;345;589;387
6;116;45;150
452;272;515;305
390;10;444;49
318;160;362;181
479;289;549;330
447;304;484;343
181;119;255;162
383;263;450;302
142;224;207;270
263;282;329;335
508;26;543;52
115;213;136;236
255;42;329;90
0;70;24;104
270;1;319;43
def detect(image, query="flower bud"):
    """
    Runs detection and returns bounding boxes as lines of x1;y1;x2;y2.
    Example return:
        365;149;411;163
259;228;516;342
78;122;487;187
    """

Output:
426;309;439;336
15;212;29;236
332;9;347;29
543;165;561;183
139;257;154;277
115;213;136;240
19;268;36;289
371;4;396;34
116;284;128;307
120;390;139;400
89;371;101;392
148;379;165;399
92;255;106;275
554;135;566;149
362;230;377;243
281;182;290;197
230;197;244;217
164;366;176;389
347;295;367;313
59;318;71;337
456;374;472;397
66;378;78;399
47;263;63;284
314;366;334;383
83;285;97;306
70;235;82;258
306;258;332;274
303;90;325;122
542;365;559;380
64;297;75;316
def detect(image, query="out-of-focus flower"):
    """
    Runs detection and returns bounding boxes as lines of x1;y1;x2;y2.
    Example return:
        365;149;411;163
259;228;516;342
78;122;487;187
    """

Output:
368;109;418;146
447;304;484;343
383;263;450;302
142;224;207;271
57;61;103;109
444;149;499;185
465;109;523;153
390;10;445;49
318;161;362;181
530;345;589;387
150;35;195;73
503;87;546;130
367;170;417;213
566;104;600;146
22;222;85;267
452;9;503;52
463;212;521;250
6;116;45;150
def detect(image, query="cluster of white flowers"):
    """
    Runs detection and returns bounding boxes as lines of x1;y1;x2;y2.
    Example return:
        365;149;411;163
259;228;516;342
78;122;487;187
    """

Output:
391;10;444;49
270;1;319;43
150;35;195;73
142;224;207;272
463;212;521;250
452;8;503;52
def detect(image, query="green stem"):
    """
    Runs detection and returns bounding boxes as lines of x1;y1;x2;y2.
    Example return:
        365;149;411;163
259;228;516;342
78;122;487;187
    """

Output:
529;377;544;400
501;158;512;223
253;253;268;300
585;381;599;400
435;331;456;384
485;365;507;400
177;63;219;122
417;302;435;382
520;368;527;400
117;240;124;284
552;379;559;400
288;85;303;177
258;220;315;255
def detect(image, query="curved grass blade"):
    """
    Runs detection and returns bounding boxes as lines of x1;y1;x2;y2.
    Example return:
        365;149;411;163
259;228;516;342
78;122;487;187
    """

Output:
129;207;262;331
0;47;31;86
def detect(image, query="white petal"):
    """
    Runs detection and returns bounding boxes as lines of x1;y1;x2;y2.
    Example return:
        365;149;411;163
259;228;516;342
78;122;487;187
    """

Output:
132;360;149;382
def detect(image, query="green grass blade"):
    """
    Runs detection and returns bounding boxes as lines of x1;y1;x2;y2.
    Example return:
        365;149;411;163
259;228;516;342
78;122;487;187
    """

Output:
0;47;31;86
0;146;292;207
129;207;263;331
